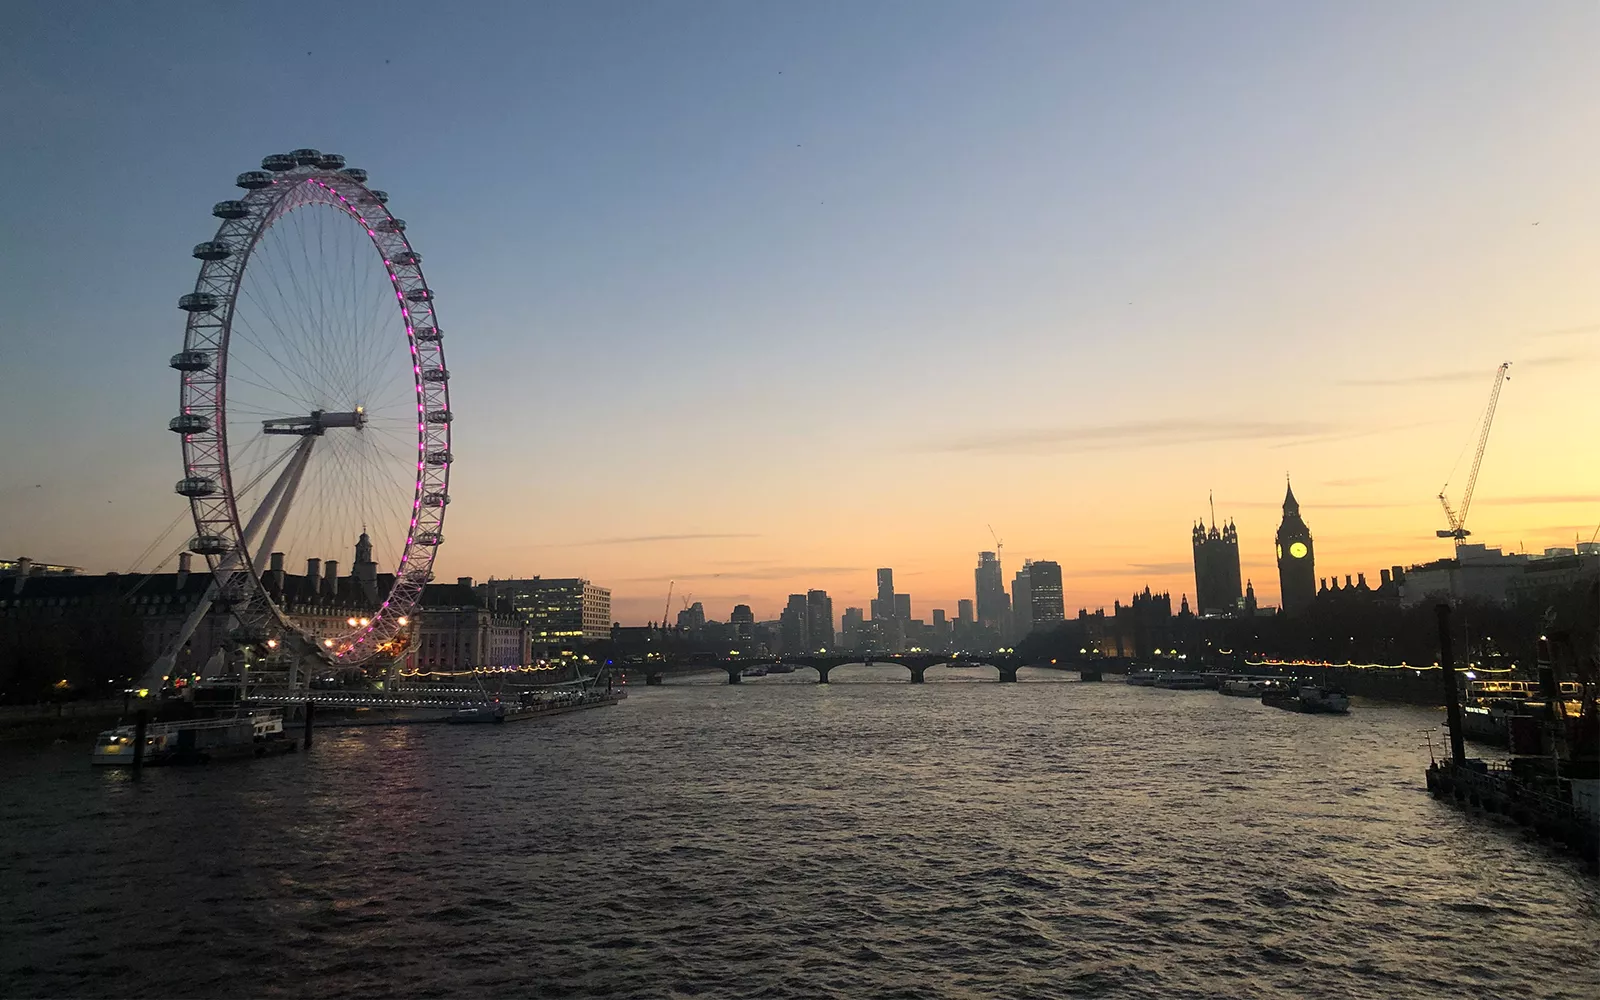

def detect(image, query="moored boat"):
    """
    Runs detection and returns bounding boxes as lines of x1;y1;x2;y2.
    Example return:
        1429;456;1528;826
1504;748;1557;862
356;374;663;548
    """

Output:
1260;685;1301;711
1260;683;1349;714
1298;684;1350;714
1219;678;1265;697
1125;669;1158;686
91;711;292;766
449;704;507;724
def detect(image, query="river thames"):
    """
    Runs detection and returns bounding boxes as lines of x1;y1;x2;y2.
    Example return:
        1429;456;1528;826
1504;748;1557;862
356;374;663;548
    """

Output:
3;667;1597;999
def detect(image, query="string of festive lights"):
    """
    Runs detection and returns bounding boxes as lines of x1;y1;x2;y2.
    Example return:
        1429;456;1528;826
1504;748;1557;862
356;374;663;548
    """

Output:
397;663;568;678
1245;658;1518;674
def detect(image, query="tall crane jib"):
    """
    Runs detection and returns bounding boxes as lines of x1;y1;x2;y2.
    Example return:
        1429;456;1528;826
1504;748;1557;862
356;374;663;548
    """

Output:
1437;362;1511;544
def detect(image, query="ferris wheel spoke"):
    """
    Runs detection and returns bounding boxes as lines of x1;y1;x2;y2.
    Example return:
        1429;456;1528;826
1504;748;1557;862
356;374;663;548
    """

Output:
345;441;406;553
366;423;422;463
249;228;322;389
332;211;388;403
226;366;316;410
235;284;337;408
302;207;361;407
359;437;419;509
259;219;351;406
348;277;395;404
362;372;417;416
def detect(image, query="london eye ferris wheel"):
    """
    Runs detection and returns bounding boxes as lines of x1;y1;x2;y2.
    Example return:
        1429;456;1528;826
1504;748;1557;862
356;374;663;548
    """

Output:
165;148;451;674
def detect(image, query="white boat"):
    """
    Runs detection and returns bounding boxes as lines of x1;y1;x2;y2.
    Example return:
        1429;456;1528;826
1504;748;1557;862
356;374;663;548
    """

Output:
92;726;182;765
740;666;769;677
91;712;288;766
1125;670;1158;686
1219;678;1265;697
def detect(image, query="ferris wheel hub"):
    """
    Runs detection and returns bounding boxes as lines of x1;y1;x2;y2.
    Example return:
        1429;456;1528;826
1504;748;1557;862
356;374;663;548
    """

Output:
261;408;368;436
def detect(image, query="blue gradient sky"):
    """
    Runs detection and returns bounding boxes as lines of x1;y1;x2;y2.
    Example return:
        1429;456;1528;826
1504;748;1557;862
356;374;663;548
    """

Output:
3;1;1597;624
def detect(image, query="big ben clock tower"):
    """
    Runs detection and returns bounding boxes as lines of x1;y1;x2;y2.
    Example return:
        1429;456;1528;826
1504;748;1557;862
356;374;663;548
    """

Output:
1276;478;1316;615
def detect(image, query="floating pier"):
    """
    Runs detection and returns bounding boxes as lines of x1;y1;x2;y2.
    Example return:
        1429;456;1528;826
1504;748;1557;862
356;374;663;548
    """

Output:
1425;604;1599;871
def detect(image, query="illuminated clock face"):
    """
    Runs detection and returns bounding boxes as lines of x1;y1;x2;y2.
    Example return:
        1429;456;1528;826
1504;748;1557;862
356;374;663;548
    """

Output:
1276;543;1283;560
1290;541;1308;559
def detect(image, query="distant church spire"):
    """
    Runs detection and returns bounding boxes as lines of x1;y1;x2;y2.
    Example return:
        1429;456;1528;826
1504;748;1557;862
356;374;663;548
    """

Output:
353;530;379;604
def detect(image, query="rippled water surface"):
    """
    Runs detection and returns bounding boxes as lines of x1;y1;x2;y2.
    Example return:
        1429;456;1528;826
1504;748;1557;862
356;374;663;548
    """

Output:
3;667;1598;999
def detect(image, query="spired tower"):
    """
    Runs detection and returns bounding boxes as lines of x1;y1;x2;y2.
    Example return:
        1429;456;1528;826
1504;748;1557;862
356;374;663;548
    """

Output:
1192;496;1243;616
353;530;380;605
1275;479;1316;615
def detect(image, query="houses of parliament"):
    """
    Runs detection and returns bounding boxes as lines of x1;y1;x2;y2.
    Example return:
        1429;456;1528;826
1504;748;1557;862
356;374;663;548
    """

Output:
1192;481;1316;617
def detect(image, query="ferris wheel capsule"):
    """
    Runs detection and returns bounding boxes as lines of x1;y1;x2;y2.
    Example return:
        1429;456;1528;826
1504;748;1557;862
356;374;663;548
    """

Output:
170;350;212;371
175;476;218;497
189;534;232;556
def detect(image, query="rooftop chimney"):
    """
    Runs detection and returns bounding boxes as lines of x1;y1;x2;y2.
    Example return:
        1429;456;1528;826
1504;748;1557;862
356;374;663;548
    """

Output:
1380;568;1392;586
269;551;285;591
178;552;192;574
458;576;473;588
323;560;338;598
307;558;321;590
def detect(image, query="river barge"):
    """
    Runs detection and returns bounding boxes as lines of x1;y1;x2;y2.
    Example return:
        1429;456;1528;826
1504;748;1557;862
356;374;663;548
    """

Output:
449;689;625;725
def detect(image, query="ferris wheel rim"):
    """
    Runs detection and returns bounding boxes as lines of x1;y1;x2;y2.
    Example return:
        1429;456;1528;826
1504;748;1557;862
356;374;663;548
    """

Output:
171;151;452;665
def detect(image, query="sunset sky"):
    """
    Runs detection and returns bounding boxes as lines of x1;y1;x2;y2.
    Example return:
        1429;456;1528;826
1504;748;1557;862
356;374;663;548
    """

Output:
3;2;1597;625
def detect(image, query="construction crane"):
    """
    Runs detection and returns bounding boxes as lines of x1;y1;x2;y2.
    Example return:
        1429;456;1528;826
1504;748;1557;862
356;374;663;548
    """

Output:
988;524;1004;561
661;580;674;630
1437;362;1511;544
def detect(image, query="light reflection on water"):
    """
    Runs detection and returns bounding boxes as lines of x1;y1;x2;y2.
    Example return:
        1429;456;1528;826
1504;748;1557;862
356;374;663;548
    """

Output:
2;668;1597;999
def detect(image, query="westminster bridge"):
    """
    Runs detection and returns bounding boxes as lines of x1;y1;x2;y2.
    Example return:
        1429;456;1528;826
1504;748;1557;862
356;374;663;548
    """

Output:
629;653;1045;686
